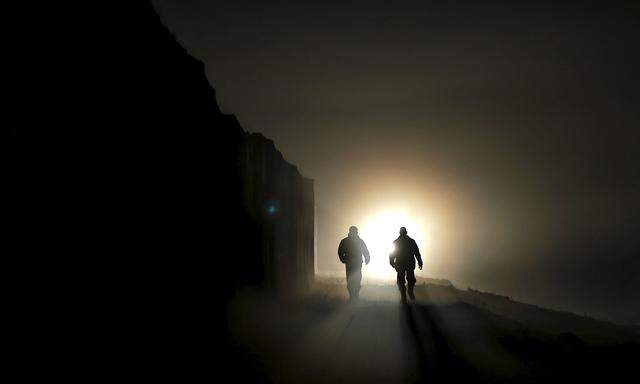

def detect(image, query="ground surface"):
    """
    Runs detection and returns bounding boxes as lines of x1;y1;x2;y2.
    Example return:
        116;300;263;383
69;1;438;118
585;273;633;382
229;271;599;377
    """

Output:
227;284;639;384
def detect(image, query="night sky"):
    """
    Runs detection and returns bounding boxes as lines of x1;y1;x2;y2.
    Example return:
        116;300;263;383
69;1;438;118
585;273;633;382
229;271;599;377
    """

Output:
153;0;639;323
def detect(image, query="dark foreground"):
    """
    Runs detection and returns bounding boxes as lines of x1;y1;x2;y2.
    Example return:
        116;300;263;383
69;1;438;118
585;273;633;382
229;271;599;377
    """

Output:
227;285;639;384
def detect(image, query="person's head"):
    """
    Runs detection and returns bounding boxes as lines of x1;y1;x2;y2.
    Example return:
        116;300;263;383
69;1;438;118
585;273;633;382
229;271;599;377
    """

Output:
399;227;407;236
349;226;358;236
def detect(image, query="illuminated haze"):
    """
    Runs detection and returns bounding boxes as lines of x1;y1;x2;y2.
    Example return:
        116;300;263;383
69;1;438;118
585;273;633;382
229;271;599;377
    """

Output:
153;1;639;323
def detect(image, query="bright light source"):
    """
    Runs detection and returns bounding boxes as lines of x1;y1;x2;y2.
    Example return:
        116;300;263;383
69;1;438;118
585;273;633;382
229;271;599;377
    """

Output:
359;210;427;281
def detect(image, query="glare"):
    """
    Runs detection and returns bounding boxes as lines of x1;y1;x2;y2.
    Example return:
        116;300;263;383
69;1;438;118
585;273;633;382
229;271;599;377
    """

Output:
359;210;427;281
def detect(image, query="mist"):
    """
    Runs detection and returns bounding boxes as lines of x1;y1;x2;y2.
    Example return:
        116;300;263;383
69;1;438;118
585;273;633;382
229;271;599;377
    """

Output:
153;0;640;324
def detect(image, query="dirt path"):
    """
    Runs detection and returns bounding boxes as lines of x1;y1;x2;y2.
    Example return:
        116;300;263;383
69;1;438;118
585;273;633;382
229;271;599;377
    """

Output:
228;293;481;383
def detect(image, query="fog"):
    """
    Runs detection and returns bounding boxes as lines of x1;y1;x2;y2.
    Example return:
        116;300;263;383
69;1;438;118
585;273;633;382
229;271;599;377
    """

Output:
153;0;639;323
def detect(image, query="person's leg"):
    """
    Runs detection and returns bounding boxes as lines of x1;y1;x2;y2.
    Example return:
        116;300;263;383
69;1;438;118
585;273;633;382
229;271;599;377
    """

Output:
406;269;417;300
345;264;354;299
353;267;362;299
396;269;407;301
396;269;404;289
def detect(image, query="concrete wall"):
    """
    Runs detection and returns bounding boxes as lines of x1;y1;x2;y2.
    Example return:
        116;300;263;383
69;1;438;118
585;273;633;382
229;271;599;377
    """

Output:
240;133;315;295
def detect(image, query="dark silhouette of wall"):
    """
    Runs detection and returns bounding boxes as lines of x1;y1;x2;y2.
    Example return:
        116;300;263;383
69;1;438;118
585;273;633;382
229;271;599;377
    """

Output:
6;1;313;379
241;132;315;294
213;113;314;295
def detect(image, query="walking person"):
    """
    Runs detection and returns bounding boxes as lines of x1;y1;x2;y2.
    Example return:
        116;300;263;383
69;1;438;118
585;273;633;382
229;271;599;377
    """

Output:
338;226;370;301
389;227;422;302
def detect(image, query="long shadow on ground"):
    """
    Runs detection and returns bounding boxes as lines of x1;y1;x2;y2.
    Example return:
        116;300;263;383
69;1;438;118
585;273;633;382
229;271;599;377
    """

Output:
226;295;640;384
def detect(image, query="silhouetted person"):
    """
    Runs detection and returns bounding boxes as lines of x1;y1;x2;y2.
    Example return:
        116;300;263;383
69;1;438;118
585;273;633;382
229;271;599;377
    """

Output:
338;226;370;300
390;227;422;301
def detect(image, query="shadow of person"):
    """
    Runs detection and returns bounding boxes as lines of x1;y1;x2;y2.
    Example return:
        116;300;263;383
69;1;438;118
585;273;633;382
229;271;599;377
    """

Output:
400;303;483;383
399;303;430;383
